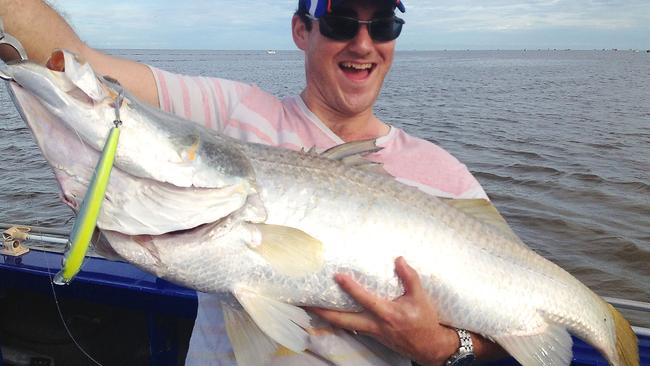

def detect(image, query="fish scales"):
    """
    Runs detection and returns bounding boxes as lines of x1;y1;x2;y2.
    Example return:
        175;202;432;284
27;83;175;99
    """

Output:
244;141;601;312
214;140;614;357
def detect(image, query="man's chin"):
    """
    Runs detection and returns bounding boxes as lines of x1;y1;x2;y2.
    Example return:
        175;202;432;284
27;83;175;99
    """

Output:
337;95;377;115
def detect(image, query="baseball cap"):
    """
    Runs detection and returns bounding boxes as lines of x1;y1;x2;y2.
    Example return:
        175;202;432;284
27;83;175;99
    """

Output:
299;0;406;18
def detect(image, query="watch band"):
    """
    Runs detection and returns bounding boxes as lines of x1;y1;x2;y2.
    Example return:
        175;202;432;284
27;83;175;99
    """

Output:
445;328;475;366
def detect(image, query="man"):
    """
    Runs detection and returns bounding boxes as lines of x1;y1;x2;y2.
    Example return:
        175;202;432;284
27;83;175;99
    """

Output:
1;0;504;365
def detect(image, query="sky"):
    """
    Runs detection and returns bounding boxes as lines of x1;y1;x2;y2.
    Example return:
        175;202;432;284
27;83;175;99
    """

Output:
50;0;650;50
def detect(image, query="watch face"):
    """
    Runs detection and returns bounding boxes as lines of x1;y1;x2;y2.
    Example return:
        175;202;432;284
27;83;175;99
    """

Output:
452;353;476;366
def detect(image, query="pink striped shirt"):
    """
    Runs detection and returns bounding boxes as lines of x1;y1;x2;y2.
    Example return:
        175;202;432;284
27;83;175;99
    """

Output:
149;66;487;365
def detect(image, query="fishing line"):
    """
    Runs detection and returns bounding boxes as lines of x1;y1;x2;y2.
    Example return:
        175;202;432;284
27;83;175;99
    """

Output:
45;255;105;366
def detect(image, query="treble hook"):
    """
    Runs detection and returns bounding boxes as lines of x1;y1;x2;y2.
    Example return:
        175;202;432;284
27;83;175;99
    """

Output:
113;88;124;127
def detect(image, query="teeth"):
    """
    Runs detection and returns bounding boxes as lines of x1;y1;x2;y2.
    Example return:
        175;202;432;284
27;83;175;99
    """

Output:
341;62;372;70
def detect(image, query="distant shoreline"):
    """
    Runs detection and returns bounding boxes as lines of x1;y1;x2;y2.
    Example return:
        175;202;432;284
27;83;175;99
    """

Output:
101;48;650;53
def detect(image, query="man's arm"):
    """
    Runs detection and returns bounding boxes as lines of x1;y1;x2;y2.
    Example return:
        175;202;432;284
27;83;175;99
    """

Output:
308;257;507;366
0;0;158;107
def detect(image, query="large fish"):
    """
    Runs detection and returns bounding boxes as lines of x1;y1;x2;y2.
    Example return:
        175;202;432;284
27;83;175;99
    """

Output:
1;50;639;366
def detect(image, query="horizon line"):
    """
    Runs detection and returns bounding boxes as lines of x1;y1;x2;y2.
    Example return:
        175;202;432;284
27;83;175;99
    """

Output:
101;48;650;52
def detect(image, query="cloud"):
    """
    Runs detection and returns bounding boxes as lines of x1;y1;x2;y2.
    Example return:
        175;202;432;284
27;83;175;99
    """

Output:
403;0;650;31
49;0;650;49
50;0;296;48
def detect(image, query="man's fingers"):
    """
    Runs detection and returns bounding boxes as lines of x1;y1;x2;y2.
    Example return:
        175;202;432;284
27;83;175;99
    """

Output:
334;273;390;316
307;307;378;335
395;257;424;297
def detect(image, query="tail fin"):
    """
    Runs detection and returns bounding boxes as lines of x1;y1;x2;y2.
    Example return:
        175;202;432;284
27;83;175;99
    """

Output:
607;303;639;366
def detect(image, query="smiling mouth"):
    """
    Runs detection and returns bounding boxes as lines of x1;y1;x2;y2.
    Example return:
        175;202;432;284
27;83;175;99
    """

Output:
339;62;375;80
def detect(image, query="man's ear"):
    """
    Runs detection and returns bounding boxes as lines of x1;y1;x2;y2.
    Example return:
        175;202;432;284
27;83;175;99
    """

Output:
292;15;308;50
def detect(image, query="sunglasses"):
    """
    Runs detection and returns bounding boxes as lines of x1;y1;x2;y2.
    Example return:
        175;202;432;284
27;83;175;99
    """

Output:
307;14;405;42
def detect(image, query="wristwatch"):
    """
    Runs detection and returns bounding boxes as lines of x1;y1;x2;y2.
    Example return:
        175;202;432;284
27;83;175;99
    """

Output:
445;328;476;366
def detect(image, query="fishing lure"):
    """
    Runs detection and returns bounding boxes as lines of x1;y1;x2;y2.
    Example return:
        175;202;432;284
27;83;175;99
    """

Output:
54;89;124;285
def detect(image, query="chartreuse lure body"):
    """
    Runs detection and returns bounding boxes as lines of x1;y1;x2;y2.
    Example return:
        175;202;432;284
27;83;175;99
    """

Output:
53;117;121;285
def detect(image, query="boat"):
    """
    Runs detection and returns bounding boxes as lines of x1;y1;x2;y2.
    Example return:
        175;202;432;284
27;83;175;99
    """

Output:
0;222;648;365
266;50;277;55
0;223;197;365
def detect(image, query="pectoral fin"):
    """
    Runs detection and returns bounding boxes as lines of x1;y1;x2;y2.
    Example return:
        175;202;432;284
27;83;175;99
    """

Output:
247;223;324;277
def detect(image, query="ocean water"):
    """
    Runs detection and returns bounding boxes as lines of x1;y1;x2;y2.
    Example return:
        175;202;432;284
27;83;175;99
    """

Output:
0;50;648;326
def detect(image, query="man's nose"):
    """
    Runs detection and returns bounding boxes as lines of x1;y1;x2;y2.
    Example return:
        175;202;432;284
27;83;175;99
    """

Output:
347;23;374;53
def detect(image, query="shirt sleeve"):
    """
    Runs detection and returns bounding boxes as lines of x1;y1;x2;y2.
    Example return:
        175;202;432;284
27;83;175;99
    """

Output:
376;128;489;200
147;65;254;132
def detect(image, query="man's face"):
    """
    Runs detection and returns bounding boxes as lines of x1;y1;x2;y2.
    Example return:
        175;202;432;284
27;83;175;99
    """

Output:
294;0;397;117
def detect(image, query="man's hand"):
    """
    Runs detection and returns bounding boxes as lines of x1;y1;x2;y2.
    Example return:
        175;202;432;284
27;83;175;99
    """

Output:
308;257;506;365
307;257;460;366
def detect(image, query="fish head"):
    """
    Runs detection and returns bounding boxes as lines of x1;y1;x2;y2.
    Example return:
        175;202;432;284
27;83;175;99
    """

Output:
5;50;257;239
4;49;123;153
3;50;123;212
6;49;256;190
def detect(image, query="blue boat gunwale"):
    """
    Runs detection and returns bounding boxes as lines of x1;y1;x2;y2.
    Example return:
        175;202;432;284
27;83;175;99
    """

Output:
0;248;648;366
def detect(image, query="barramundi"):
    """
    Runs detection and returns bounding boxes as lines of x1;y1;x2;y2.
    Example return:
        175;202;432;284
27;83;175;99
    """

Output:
0;50;639;366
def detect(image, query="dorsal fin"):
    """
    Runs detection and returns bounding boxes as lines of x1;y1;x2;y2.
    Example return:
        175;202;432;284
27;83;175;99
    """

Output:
442;198;524;244
320;139;389;175
300;146;318;155
321;139;383;161
341;154;372;167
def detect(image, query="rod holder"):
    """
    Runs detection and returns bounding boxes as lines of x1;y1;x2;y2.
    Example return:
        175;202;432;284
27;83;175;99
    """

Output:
1;226;30;256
